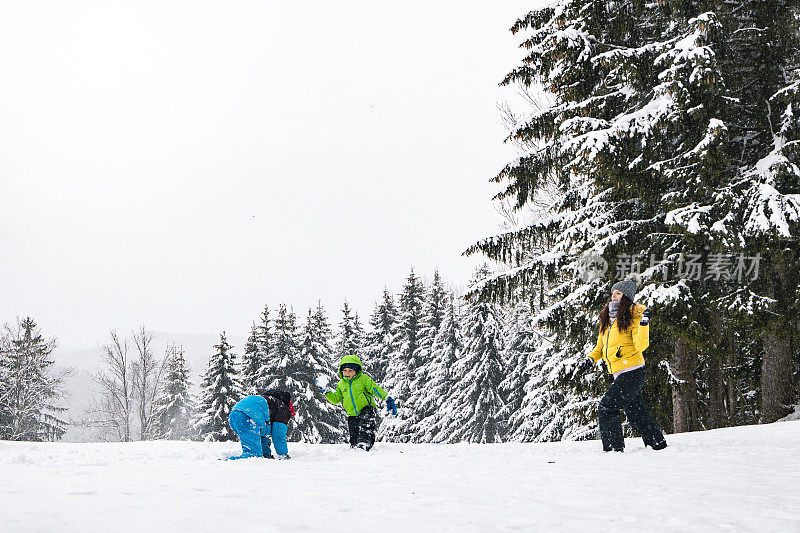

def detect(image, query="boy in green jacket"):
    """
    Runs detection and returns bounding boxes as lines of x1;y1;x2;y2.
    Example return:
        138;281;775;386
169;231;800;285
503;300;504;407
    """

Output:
317;354;396;451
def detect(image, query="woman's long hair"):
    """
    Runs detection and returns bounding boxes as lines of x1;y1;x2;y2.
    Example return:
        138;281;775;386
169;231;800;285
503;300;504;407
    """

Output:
599;295;634;333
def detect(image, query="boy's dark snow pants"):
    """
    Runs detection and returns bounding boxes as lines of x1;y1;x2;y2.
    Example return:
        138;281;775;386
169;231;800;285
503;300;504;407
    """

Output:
347;405;376;450
598;366;666;451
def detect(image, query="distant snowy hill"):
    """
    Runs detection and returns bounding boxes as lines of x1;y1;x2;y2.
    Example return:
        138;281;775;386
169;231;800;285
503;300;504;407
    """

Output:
55;332;246;442
2;421;799;531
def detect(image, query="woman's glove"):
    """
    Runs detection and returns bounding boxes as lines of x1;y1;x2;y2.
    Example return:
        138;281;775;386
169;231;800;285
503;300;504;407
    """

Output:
640;308;651;326
385;397;397;415
578;357;595;374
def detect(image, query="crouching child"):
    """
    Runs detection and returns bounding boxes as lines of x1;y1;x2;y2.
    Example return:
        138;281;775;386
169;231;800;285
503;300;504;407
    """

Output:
317;354;397;451
227;394;271;460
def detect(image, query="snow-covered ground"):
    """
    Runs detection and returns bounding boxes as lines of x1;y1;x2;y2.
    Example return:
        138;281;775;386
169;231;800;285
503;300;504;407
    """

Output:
2;422;799;532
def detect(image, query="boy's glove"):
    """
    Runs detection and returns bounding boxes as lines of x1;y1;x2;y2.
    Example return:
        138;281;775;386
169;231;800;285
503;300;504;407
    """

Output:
315;375;331;394
385;396;397;415
261;436;272;458
640;308;651;326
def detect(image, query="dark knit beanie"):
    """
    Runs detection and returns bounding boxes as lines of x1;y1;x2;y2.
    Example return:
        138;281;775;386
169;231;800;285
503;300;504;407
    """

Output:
340;363;360;373
611;278;637;302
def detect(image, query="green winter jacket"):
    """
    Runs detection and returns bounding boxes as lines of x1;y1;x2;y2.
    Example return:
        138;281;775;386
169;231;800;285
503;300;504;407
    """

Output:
324;355;388;417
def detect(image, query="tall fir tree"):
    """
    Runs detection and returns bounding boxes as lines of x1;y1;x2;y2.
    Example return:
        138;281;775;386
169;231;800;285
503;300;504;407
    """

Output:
256;304;344;443
253;305;272;389
499;305;537;438
352;311;366;357
697;0;800;423
335;301;362;361
311;301;335;362
196;332;242;442
257;304;300;390
417;271;448;360
363;289;399;384
497;305;585;442
437;270;508;443
464;0;800;439
392;273;452;442
0;318;66;441
379;269;425;441
416;300;463;442
241;322;262;390
153;345;196;440
294;307;346;443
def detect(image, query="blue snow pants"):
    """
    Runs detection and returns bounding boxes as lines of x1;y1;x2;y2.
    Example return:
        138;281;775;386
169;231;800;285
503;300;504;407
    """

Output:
228;409;263;460
261;422;288;457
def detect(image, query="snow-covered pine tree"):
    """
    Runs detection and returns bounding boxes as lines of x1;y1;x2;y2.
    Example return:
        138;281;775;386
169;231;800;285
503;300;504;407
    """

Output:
253;305;272;388
240;322;262;390
391;273;451;443
254;304;345;442
335;301;362;361
0;334;8;433
256;304;300;389
437;269;507;443
0;318;66;441
499;304;539;440
379;269;425;442
679;1;800;424
196;332;242;442
417;271;448;360
739;76;800;423
294;307;345;443
352;311;366;356
153;345;196;440
639;0;800;425
415;299;463;442
466;0;769;439
362;289;399;384
311;301;334;360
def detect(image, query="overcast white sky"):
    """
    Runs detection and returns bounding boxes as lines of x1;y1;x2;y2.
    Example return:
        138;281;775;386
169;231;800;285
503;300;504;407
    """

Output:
0;1;540;351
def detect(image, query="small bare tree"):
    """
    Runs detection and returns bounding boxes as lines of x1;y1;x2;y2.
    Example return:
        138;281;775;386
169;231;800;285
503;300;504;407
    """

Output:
94;330;133;441
131;327;166;440
91;327;168;441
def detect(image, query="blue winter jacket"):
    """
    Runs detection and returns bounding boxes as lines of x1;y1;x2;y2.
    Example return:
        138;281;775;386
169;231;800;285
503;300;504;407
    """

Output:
232;395;271;435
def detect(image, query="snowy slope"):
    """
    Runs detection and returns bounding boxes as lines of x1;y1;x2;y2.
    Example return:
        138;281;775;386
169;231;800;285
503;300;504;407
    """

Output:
2;421;799;532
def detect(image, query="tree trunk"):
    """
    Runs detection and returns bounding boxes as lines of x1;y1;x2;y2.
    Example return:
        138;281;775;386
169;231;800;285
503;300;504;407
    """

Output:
706;314;728;429
705;355;727;429
726;334;739;425
760;250;796;424
671;338;699;432
761;326;795;423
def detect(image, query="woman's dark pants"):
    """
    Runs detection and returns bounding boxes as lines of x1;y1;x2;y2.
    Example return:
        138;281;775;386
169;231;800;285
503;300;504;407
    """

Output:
348;405;376;450
598;366;666;451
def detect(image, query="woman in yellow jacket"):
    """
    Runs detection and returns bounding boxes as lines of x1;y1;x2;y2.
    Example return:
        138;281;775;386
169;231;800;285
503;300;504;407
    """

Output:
580;279;667;452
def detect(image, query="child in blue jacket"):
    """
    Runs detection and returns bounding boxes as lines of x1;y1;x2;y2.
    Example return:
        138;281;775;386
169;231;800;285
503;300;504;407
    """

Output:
227;394;271;460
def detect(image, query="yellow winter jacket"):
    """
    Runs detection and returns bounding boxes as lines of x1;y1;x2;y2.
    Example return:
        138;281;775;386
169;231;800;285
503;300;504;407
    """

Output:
588;304;649;375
